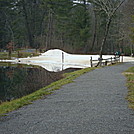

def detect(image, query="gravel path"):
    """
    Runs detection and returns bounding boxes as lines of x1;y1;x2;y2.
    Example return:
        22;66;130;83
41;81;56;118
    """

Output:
0;63;134;134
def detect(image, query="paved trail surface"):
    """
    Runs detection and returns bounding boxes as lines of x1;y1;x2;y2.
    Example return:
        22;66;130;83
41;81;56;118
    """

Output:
0;63;134;134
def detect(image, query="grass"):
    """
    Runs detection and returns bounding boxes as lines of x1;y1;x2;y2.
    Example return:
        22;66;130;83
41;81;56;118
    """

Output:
0;51;39;60
0;67;95;115
124;66;134;110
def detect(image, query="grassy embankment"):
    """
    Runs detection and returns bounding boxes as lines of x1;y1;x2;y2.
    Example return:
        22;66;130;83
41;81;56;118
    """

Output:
0;67;95;115
124;67;134;109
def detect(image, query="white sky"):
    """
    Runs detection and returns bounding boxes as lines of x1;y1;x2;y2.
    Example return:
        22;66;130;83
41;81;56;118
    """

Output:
73;0;90;5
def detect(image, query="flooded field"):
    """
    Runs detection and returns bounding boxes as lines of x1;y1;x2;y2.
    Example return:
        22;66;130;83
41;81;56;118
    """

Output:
0;62;79;103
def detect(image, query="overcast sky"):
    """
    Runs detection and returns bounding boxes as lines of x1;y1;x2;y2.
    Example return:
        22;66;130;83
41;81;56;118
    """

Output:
73;0;90;5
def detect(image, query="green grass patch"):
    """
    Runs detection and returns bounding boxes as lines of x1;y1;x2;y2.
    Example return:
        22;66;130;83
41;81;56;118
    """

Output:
124;66;134;110
0;51;39;60
125;66;134;73
0;67;95;115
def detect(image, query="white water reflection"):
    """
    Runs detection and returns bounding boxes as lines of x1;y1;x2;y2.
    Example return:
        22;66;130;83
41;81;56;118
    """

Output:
17;49;99;72
0;49;133;72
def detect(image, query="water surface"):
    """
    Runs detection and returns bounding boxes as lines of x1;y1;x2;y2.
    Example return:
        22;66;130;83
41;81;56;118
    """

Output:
0;62;79;103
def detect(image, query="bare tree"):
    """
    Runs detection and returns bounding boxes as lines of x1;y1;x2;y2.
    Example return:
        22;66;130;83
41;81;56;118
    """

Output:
91;0;126;60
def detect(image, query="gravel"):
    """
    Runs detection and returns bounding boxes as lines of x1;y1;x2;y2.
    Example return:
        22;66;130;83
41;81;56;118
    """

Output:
0;62;134;134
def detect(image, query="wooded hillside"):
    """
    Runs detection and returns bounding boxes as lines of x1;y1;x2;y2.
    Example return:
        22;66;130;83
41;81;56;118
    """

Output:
0;0;133;55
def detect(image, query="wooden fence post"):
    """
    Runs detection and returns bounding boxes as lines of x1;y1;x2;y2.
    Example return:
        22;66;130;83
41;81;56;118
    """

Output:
121;55;123;62
90;56;93;67
105;60;107;66
111;57;112;64
62;52;64;70
119;56;120;62
62;52;64;64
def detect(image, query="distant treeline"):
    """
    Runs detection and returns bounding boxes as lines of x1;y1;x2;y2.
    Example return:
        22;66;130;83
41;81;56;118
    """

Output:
0;0;133;55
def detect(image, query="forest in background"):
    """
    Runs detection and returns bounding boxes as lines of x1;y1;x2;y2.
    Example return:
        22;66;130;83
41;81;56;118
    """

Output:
0;0;134;55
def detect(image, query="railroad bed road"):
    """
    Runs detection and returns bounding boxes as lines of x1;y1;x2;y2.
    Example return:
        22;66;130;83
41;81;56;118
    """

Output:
0;62;134;134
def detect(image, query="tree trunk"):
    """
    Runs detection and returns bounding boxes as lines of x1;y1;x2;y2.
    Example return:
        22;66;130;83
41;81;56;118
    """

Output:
91;12;97;51
99;19;111;58
22;0;34;48
45;9;53;49
4;12;15;50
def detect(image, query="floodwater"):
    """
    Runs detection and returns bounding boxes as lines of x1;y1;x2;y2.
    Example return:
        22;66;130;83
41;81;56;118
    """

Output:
0;62;79;103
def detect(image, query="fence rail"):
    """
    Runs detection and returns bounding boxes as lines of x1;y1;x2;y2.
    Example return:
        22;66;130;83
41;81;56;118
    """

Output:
90;55;123;67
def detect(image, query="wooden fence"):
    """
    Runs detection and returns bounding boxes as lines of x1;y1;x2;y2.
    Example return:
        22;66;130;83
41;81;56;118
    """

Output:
90;55;123;67
61;51;123;68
